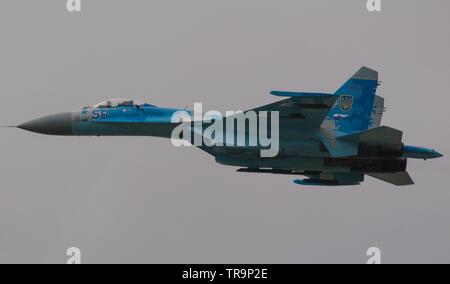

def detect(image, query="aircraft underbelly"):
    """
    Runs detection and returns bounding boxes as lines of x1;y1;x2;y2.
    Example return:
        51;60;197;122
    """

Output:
215;155;345;173
215;154;408;174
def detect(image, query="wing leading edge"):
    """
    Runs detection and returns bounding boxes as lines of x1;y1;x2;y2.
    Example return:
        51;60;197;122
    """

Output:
245;92;339;129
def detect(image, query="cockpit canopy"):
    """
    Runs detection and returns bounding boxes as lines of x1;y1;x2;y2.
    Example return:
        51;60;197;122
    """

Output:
87;98;155;109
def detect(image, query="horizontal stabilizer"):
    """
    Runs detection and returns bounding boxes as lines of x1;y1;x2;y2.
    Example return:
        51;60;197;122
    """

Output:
338;126;403;145
368;172;414;186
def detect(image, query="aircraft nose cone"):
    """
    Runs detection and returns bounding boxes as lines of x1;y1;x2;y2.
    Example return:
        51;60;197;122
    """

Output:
18;112;73;135
432;150;444;158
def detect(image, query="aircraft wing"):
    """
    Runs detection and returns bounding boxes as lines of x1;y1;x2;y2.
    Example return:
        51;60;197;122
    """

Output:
237;168;364;186
244;92;339;129
237;167;414;187
295;171;414;186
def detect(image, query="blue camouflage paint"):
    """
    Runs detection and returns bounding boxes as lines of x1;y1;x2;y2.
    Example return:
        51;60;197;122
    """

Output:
16;67;443;186
72;105;187;136
326;78;378;133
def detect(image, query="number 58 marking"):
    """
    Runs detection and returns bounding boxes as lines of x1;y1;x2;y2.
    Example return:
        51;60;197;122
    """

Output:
92;110;109;120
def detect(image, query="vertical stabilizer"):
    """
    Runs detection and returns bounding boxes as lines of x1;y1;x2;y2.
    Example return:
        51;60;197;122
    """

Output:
326;67;379;134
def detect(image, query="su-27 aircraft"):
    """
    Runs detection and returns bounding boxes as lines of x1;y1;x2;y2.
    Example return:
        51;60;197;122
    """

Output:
15;67;442;186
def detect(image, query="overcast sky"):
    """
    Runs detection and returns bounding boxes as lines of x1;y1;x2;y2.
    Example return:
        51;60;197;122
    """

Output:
0;0;449;263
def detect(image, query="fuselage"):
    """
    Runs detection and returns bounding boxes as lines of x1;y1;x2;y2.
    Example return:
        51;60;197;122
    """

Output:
14;67;444;186
17;104;442;177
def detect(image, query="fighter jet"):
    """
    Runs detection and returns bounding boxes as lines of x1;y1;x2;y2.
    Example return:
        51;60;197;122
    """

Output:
15;67;442;186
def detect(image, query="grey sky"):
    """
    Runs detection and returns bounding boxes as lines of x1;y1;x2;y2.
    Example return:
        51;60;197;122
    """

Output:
0;0;449;263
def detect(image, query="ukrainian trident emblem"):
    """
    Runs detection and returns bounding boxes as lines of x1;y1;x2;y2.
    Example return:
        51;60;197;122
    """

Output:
340;95;353;112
